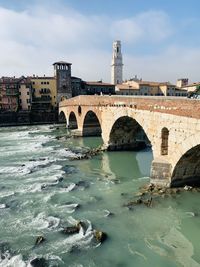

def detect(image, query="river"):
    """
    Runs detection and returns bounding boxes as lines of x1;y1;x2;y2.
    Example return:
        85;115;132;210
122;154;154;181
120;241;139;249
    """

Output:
0;124;199;267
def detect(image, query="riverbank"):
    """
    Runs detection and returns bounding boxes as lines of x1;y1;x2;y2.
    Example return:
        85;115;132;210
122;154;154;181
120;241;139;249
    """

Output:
0;110;58;127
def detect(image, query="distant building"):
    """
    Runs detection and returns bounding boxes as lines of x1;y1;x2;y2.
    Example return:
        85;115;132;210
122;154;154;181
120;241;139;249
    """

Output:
176;78;189;88
30;76;56;110
71;76;85;97
0;77;21;111
84;81;115;95
180;82;200;93
116;80;187;97
111;40;123;84
19;77;32;111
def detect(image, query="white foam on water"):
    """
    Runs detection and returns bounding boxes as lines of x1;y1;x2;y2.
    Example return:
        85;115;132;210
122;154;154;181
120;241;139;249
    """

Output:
55;203;79;214
0;253;26;267
0;204;6;209
55;148;82;159
52;217;94;254
185;211;196;217
137;176;150;181
29;212;60;230
0;191;14;198
58;183;76;193
0;132;54;158
17;183;43;193
0;158;58;178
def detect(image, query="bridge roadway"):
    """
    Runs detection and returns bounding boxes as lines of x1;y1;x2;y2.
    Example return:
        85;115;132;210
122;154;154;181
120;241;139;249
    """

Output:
59;95;200;187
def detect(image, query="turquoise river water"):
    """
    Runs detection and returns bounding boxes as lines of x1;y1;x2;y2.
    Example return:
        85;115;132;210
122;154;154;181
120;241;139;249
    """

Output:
0;124;199;267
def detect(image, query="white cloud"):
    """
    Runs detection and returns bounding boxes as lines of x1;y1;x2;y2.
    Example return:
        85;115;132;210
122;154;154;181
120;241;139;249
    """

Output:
124;45;200;83
111;10;172;43
0;3;198;84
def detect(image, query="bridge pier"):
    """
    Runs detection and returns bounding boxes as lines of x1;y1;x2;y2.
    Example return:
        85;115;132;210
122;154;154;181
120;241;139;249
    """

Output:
70;129;84;137
150;158;172;186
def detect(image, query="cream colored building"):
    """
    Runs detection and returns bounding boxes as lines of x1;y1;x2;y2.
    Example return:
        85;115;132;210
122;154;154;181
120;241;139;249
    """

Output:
19;78;32;110
180;82;200;93
30;76;57;110
116;80;187;97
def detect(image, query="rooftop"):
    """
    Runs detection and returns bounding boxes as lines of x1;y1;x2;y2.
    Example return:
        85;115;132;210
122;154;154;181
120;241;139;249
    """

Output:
53;61;72;65
85;81;114;86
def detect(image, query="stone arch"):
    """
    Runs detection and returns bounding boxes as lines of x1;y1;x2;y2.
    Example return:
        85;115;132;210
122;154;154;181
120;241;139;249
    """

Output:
108;116;151;151
161;127;169;155
58;110;67;123
68;111;78;129
171;132;200;170
82;110;102;137
171;144;200;187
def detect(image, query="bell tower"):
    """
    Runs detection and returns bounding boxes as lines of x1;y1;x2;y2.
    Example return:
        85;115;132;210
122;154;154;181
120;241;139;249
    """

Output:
53;61;72;102
111;40;123;84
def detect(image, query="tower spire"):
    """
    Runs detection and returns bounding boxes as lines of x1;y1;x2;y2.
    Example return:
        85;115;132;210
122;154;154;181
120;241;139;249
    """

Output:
111;40;123;84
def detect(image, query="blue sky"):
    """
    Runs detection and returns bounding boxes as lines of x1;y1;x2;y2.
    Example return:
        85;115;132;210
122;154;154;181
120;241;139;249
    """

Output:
0;0;199;83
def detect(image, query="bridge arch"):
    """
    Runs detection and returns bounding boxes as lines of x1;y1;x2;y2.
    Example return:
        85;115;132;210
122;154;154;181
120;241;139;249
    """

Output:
58;110;67;123
171;144;200;187
170;132;200;187
68;111;78;129
82;110;102;137
108;116;151;151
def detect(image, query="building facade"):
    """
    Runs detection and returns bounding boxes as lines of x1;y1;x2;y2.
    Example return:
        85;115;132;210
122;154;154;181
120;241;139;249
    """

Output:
116;80;188;97
18;77;32;111
30;76;56;110
0;77;20;111
84;81;115;95
111;40;123;85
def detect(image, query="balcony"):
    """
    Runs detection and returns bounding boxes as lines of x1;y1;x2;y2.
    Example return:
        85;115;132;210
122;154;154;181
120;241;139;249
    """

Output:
39;89;51;94
6;89;19;96
32;96;52;103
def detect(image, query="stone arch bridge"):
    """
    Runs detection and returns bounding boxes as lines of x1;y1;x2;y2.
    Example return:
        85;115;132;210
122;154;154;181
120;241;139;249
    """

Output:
59;95;200;187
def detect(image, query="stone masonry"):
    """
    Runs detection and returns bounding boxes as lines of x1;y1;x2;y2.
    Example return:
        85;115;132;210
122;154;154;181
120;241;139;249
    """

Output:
59;95;200;187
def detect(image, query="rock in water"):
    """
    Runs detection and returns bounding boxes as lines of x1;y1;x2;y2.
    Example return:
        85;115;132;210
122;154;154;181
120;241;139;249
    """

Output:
35;236;46;246
30;257;47;267
94;230;107;243
61;225;80;235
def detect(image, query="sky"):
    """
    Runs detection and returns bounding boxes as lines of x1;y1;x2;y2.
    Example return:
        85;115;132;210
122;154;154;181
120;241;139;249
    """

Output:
0;0;200;83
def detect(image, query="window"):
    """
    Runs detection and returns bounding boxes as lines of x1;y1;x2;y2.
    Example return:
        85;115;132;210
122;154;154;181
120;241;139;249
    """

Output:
27;91;29;95
161;127;169;155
